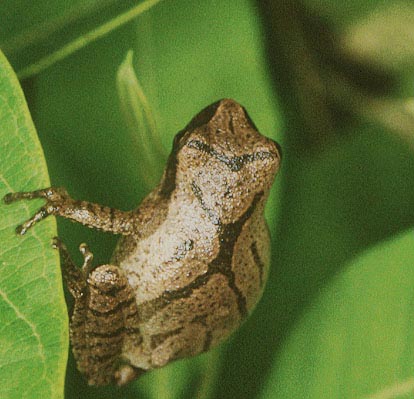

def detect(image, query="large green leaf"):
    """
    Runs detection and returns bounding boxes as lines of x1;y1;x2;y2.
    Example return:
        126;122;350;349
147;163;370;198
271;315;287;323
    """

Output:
261;229;414;398
0;51;67;398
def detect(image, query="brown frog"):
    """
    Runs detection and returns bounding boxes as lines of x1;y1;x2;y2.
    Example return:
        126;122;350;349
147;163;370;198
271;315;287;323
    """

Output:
4;99;281;386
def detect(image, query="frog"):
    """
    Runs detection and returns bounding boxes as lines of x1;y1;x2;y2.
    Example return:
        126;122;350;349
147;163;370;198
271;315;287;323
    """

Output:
4;98;281;386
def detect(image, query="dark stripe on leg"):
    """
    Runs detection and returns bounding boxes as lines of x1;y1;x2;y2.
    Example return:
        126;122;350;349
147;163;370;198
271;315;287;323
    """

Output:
250;241;265;286
150;327;183;349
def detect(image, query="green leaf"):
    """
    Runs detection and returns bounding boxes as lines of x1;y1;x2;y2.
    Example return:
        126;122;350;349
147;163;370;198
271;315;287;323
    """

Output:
138;346;222;399
16;0;164;80
116;51;166;191
0;51;68;399
1;0;165;79
261;229;414;399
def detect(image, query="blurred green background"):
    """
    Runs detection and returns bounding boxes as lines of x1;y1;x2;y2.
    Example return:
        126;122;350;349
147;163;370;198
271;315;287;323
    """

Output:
1;0;414;398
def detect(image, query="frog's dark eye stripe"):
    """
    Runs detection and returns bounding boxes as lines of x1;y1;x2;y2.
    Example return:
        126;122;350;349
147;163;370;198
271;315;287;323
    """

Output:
186;139;275;172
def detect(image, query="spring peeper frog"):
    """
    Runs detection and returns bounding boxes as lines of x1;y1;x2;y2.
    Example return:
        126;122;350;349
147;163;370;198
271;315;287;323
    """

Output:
4;99;281;385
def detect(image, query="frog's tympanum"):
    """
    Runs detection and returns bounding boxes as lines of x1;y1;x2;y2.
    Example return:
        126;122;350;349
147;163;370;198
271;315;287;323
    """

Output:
4;99;281;386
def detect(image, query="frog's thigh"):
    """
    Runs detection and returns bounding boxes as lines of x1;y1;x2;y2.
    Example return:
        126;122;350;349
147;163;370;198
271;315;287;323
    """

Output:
148;276;241;367
150;322;206;368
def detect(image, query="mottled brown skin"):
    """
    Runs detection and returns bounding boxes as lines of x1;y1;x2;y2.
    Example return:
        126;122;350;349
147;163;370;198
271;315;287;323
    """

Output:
4;99;281;386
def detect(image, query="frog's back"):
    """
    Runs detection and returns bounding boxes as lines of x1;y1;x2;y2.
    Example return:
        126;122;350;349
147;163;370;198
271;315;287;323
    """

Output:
112;99;280;370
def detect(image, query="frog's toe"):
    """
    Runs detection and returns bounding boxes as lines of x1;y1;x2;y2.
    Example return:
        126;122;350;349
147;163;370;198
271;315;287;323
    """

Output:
3;193;16;204
114;364;145;386
51;236;64;249
14;206;50;235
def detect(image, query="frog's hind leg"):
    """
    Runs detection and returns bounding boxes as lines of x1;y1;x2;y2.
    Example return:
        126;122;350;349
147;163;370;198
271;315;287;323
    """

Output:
53;238;142;386
4;187;134;235
84;263;144;385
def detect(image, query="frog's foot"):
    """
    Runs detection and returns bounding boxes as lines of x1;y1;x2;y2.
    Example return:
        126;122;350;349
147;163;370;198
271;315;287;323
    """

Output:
114;364;146;386
4;187;134;235
3;188;70;235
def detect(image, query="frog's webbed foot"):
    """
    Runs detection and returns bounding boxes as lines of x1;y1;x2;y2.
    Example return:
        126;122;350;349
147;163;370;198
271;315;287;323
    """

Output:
3;187;134;235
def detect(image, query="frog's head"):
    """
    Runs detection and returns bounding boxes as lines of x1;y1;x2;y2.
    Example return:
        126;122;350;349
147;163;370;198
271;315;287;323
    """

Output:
161;99;281;223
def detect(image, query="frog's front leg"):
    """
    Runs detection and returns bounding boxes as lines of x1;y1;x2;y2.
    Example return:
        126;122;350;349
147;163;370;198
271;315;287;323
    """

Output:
3;187;134;235
53;237;143;386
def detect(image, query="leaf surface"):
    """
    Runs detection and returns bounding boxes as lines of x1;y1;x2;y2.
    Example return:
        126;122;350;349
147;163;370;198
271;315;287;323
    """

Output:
261;229;414;399
0;50;67;399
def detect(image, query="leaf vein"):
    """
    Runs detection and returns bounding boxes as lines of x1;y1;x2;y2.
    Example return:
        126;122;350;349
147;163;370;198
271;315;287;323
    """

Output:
0;288;46;368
